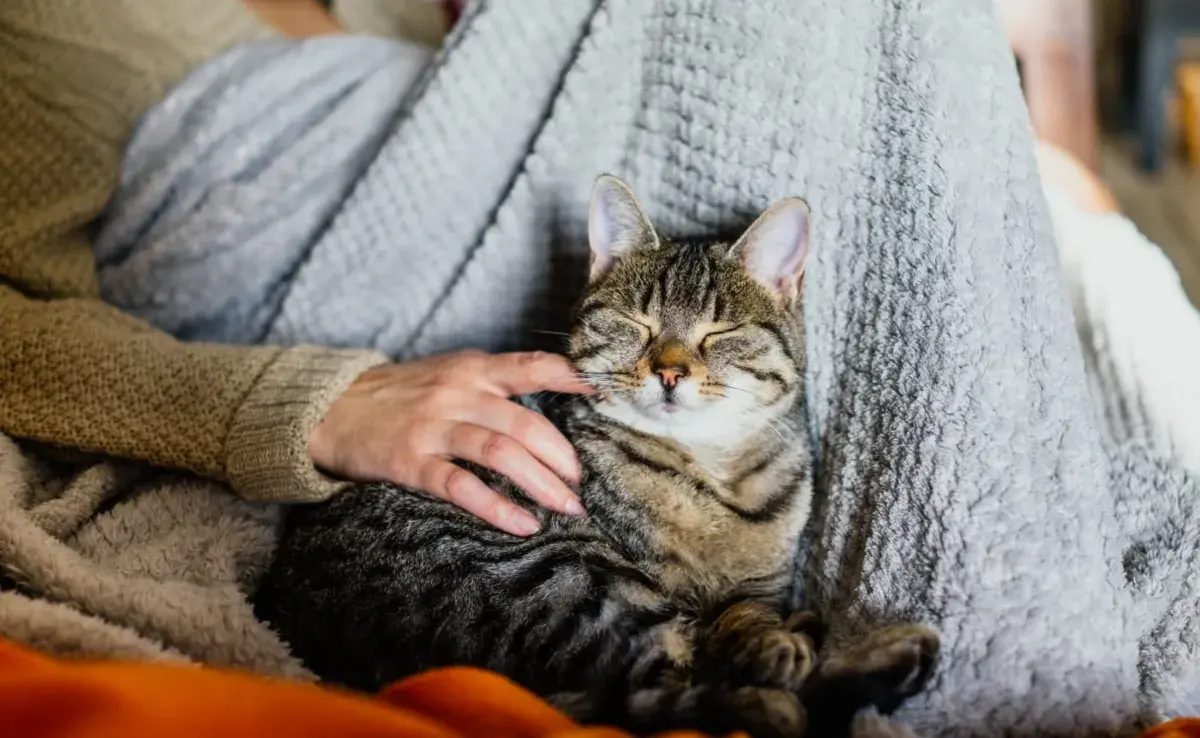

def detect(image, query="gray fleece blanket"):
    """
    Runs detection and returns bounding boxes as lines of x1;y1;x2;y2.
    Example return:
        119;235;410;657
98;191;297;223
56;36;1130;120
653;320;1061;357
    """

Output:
93;0;1200;735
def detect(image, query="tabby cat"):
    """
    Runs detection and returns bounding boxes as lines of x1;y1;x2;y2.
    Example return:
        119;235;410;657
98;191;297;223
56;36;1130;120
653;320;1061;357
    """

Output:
253;175;938;737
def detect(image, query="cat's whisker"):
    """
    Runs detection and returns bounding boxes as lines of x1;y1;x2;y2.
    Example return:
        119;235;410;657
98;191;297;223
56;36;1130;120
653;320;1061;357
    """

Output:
532;329;573;337
755;414;789;443
707;381;752;395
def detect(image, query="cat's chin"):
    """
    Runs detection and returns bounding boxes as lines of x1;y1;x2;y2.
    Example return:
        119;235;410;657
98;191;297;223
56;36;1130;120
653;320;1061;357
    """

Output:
594;397;758;448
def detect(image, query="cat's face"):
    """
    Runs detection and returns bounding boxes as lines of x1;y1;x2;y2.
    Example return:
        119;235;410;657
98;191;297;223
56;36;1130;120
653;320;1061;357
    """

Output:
569;175;810;445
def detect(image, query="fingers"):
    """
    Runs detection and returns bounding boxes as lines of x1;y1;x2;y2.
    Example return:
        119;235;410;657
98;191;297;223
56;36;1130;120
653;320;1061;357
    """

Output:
483;352;594;396
446;423;584;517
466;396;582;485
418;458;541;537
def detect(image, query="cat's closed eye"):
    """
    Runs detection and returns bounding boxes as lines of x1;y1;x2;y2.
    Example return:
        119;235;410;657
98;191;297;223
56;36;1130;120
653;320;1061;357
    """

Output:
695;322;742;345
617;312;658;344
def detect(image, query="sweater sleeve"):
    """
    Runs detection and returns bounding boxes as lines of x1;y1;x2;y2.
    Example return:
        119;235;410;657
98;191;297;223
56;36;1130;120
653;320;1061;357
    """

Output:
0;287;386;502
0;0;388;503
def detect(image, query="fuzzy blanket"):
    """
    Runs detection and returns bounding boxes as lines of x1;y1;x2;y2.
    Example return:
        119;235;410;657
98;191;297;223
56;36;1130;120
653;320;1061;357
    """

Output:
0;435;308;678
10;0;1187;734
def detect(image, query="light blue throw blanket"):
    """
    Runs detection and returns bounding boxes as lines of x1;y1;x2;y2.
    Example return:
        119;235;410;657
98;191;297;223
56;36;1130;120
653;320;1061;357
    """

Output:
95;1;1199;735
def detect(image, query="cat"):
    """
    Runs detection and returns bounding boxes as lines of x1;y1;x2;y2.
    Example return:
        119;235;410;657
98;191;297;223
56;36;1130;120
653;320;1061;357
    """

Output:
253;174;938;738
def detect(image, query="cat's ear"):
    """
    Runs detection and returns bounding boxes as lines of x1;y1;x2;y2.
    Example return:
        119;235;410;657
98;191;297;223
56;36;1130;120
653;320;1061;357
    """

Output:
588;174;659;281
729;198;811;303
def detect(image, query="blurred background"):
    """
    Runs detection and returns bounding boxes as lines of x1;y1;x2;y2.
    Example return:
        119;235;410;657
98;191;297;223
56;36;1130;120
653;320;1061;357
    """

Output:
315;0;1200;304
998;0;1200;305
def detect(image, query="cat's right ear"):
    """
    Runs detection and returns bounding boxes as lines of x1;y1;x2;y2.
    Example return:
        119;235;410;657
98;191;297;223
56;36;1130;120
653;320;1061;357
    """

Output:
729;197;811;305
588;174;659;281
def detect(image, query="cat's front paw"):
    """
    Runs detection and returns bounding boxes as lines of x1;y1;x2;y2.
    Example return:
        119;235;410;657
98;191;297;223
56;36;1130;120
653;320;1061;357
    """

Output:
707;602;817;691
815;624;939;714
728;686;807;738
732;625;817;691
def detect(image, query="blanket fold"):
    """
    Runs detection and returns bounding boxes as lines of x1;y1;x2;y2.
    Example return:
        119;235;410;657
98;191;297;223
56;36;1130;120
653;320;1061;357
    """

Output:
0;435;307;678
0;0;1190;735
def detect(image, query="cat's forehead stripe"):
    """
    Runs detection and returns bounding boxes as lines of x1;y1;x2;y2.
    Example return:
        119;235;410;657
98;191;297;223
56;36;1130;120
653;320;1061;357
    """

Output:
656;245;717;331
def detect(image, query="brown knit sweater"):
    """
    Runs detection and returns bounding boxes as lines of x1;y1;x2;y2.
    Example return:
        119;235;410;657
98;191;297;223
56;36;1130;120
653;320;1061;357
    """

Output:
0;0;387;502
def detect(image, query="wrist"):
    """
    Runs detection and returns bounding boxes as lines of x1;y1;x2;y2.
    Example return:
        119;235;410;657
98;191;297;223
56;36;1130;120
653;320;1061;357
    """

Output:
224;346;387;502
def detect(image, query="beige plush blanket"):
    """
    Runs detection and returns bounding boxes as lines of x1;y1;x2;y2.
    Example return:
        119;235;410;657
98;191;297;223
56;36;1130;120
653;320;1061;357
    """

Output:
0;433;308;678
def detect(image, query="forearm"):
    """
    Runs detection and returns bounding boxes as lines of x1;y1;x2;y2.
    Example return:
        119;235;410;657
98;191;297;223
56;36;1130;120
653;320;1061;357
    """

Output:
0;286;386;501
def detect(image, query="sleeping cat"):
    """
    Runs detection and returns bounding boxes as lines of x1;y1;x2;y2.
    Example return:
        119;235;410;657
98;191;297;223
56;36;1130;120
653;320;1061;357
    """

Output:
253;175;938;737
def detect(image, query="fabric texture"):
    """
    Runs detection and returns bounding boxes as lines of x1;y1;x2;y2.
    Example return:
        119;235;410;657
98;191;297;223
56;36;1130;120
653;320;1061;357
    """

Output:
0;434;309;677
1043;181;1200;719
1044;183;1200;480
89;1;1200;735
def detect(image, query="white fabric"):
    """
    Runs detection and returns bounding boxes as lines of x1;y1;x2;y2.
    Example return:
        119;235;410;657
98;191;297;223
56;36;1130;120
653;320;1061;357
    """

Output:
1045;184;1200;479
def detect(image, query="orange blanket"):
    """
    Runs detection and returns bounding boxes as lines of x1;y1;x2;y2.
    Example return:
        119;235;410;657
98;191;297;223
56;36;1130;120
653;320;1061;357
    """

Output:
0;638;714;738
1143;720;1200;738
2;637;1197;738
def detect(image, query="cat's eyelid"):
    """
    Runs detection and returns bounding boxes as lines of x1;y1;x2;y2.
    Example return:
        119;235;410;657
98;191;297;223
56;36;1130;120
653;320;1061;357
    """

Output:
617;311;658;334
695;322;744;344
614;309;662;343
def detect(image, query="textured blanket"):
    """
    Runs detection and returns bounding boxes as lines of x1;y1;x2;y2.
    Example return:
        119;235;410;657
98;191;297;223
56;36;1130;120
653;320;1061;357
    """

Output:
67;0;1200;735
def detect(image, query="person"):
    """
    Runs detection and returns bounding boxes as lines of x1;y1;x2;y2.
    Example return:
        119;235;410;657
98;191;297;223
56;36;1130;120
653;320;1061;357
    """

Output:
1035;140;1200;477
0;0;589;538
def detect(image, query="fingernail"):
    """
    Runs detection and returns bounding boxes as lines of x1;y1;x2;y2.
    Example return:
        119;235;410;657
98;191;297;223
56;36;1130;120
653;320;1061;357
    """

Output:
512;509;541;536
563;497;586;517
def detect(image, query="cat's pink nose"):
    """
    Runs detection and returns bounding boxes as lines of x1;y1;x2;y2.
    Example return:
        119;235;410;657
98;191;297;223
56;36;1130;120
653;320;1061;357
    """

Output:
656;366;688;388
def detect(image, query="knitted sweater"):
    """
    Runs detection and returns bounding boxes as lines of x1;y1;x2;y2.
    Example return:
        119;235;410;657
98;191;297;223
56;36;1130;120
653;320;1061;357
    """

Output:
0;0;386;503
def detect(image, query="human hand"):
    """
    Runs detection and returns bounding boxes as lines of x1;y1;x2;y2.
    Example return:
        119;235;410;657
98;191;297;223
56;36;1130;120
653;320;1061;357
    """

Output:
309;351;591;536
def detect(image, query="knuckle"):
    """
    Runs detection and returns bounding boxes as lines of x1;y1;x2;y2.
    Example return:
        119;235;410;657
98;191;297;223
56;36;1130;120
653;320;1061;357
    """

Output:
481;434;518;467
416;461;444;492
442;466;471;493
389;448;418;481
516;351;552;369
509;412;546;446
453;350;489;373
423;385;461;412
482;495;506;520
405;421;439;454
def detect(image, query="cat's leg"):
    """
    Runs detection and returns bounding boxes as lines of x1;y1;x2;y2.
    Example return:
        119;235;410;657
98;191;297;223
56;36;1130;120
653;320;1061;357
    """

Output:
612;600;821;737
562;611;806;738
800;624;939;737
701;601;821;692
627;683;806;738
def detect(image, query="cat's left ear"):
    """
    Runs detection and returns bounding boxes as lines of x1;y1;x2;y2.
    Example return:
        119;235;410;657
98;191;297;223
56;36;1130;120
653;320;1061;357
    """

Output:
588;174;660;281
729;198;811;303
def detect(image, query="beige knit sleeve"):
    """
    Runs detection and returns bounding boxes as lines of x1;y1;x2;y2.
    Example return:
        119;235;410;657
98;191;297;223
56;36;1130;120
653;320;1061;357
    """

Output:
0;286;387;502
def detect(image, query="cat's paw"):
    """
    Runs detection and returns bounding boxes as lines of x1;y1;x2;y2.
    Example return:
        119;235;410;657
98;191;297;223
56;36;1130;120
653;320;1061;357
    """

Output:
728;686;807;738
819;624;940;713
707;602;818;691
850;710;922;738
782;609;826;651
731;625;817;691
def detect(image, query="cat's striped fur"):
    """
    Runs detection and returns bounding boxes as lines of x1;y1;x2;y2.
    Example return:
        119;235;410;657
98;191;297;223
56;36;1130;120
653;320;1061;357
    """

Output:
253;176;937;737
